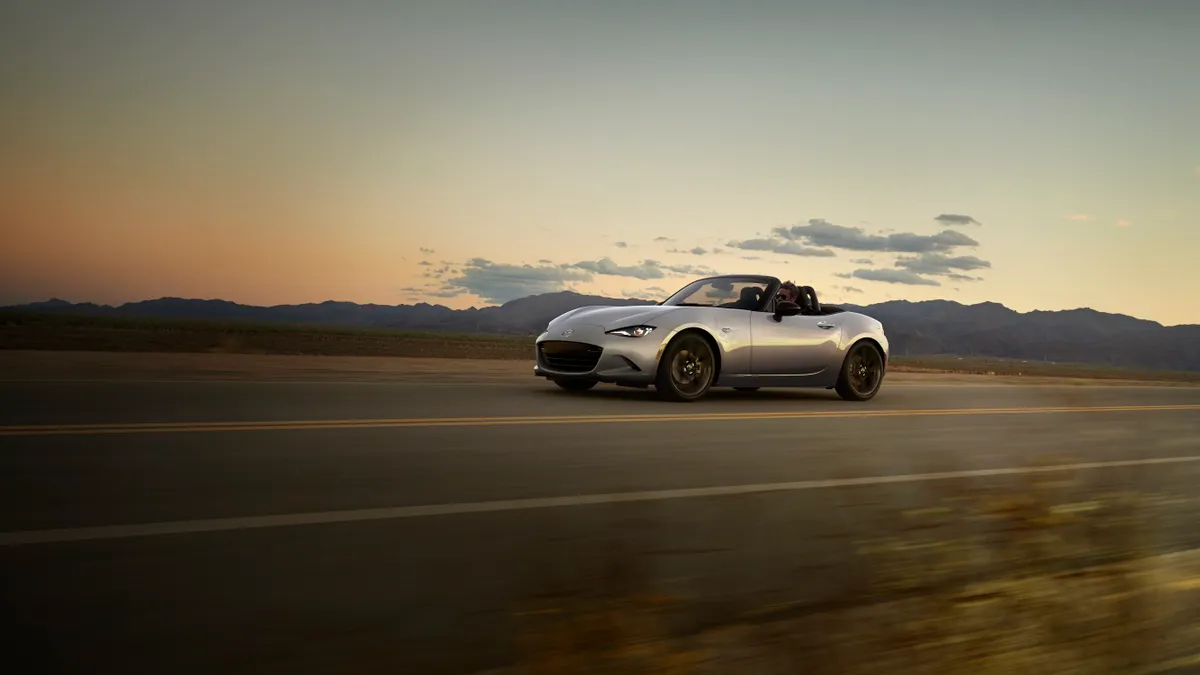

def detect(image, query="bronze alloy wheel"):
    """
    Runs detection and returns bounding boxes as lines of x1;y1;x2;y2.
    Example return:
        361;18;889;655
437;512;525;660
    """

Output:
657;333;716;402
835;341;884;401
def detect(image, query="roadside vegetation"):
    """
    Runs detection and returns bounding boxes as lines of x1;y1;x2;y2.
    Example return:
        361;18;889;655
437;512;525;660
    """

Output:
504;466;1200;674
3;310;1199;383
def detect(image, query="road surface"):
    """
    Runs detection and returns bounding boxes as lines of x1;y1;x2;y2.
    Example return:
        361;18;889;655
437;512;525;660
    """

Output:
3;373;1200;674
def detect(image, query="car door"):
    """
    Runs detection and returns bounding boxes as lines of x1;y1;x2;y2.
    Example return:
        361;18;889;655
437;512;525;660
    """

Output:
750;310;843;376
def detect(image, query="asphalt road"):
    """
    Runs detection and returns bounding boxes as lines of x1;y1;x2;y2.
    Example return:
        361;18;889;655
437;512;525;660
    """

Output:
3;376;1200;674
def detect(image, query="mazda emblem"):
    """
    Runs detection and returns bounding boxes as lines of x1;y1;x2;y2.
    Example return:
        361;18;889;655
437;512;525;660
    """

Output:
561;329;573;337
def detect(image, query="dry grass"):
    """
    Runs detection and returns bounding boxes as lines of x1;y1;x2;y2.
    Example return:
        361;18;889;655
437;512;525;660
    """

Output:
497;469;1200;674
3;310;1198;384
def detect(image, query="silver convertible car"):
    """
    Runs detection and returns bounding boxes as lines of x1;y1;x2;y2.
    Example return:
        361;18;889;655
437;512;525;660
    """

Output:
534;274;888;402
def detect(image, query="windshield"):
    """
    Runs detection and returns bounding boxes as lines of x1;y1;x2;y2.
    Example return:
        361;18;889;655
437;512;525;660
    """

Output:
661;277;774;310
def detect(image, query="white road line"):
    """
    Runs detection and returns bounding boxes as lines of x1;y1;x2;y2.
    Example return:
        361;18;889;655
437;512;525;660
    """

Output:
3;454;1199;547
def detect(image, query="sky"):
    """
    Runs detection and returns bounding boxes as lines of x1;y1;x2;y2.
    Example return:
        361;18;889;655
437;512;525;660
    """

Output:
1;0;1198;324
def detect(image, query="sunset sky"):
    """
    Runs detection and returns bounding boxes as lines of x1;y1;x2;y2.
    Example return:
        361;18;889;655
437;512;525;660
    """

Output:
2;0;1198;324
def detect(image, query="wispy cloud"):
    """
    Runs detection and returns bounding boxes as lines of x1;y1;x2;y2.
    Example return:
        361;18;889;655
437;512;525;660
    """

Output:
1064;213;1092;222
850;258;873;265
569;257;718;280
727;237;837;257
669;246;709;255
773;219;978;253
850;268;942;286
614;241;628;248
934;213;981;226
1116;219;1131;228
839;286;864;294
893;252;991;277
654;236;675;243
419;261;432;266
570;258;664;280
442;259;592;303
419;247;435;254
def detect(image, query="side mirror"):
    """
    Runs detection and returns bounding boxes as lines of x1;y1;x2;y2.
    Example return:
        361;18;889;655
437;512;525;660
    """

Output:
773;300;801;322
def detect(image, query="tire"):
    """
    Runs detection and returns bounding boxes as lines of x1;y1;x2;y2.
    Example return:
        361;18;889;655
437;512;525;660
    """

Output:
554;379;597;392
655;333;717;402
835;341;885;402
733;387;760;392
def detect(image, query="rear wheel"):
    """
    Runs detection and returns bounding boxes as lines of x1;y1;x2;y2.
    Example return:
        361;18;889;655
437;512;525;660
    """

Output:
835;341;885;401
655;333;716;402
554;379;597;392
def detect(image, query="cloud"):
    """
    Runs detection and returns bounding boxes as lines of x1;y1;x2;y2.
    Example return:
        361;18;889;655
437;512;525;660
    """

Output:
569;257;718;280
741;255;761;261
774;219;978;253
668;247;709;255
1116;219;1131;228
443;259;593;303
850;268;942;286
946;273;982;282
850;258;874;265
712;247;724;254
538;259;553;264
834;272;852;279
654;236;675;243
893;252;991;276
419;247;435;254
614;241;628;248
1064;213;1092;221
840;286;864;294
645;286;666;293
571;258;665;280
419;261;432;266
727;237;837;257
935;213;981;226
660;261;720;276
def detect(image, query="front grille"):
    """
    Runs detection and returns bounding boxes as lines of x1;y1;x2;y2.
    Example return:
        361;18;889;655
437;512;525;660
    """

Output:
539;341;603;373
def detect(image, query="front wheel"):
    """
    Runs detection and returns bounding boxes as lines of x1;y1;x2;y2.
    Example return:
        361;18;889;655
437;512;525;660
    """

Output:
655;333;716;402
554;379;597;392
835;341;885;401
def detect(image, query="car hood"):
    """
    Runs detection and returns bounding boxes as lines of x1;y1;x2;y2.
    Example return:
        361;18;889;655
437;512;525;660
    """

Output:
549;305;678;331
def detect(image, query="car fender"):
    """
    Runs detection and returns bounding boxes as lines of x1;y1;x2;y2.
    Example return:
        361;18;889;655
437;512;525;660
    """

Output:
840;331;889;364
653;322;727;362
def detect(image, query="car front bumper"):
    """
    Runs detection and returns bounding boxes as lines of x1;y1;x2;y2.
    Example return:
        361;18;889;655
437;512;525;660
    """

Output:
533;324;661;385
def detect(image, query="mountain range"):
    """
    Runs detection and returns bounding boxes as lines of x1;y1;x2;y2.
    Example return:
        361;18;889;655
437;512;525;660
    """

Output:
6;293;1200;372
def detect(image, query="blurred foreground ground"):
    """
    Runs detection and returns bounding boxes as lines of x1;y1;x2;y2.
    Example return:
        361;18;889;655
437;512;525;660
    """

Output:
2;351;1199;674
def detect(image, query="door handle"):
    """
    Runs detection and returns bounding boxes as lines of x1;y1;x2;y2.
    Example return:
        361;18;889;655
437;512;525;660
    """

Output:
817;321;836;329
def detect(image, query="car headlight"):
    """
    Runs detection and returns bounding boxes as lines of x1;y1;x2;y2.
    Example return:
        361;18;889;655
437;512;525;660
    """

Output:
606;325;656;338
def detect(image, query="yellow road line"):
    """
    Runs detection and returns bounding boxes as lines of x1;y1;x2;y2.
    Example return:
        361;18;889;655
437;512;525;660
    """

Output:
1;404;1197;436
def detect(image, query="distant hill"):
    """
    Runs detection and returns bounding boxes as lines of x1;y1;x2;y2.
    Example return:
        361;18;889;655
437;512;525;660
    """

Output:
5;292;1199;372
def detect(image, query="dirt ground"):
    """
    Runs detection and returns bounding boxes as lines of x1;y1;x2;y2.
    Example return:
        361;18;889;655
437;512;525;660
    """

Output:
2;350;1197;387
